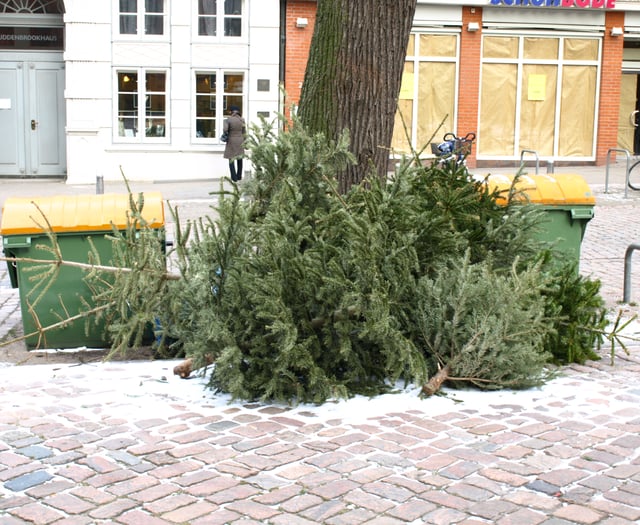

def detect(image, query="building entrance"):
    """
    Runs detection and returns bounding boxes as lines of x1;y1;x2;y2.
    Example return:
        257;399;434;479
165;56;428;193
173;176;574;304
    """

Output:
0;58;65;177
618;73;640;156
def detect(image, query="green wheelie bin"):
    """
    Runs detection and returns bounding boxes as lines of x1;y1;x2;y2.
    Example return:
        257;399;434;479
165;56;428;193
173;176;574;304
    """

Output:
1;192;165;350
482;173;595;265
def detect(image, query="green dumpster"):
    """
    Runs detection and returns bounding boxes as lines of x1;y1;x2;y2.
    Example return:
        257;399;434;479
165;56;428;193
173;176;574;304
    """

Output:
1;192;165;350
483;173;595;264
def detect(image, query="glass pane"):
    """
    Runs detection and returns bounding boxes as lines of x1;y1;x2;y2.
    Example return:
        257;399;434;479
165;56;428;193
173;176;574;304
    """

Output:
119;117;137;136
478;63;517;156
392;62;414;153
224;96;242;113
417;62;455;147
146;72;165;91
145;14;163;35
118;72;138;92
519;64;557;156
225;0;242;15
406;34;415;56
618;74;637;152
524;38;558;60
120;15;137;34
419;34;457;57
199;0;216;15
564;38;598;61
559;66;596;156
483;36;518;59
224;18;241;37
199;17;216;36
196;119;216;138
145;0;163;13
225;73;243;93
196;74;216;94
118;93;137;113
146;118;165;137
147;94;165;114
197;94;216;117
120;0;137;13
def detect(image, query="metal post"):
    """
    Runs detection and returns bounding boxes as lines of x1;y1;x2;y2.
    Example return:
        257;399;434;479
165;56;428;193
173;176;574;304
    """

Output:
96;175;104;195
605;148;630;197
520;149;539;175
546;160;554;174
623;243;640;303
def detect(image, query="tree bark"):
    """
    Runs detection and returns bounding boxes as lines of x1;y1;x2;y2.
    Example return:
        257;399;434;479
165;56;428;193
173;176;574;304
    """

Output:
298;0;417;193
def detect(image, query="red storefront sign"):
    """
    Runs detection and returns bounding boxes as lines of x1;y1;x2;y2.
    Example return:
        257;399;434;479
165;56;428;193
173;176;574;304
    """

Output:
489;0;615;7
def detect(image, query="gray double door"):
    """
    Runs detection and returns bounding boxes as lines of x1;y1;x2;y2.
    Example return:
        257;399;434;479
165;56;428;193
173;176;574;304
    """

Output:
0;58;66;177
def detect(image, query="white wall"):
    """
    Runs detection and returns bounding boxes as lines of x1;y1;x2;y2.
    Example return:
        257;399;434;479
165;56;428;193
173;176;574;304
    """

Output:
64;0;280;184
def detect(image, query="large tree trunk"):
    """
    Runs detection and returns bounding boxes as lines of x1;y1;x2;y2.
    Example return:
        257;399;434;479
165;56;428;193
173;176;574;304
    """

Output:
298;0;417;194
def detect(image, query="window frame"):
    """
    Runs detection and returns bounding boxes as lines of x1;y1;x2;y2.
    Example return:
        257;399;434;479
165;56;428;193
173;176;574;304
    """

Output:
391;30;461;157
194;0;245;41
115;0;168;40
114;67;170;144
477;30;602;161
193;69;246;144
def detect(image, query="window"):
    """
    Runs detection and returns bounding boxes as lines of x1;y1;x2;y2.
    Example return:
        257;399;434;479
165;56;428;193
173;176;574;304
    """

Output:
478;34;601;159
119;0;164;36
198;0;243;37
391;33;460;154
195;71;244;141
116;69;167;141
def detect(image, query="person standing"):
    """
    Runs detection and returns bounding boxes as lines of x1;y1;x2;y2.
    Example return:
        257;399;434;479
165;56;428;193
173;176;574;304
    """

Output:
223;106;246;182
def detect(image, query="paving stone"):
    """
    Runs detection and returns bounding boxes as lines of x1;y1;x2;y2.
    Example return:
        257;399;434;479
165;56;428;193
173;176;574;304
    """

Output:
4;470;53;492
15;445;53;460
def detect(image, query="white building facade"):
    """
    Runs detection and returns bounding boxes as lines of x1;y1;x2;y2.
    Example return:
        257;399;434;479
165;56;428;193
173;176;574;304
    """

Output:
0;0;281;183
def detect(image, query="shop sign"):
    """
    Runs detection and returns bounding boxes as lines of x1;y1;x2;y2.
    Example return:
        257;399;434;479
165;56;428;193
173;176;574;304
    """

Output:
0;27;64;50
489;0;615;7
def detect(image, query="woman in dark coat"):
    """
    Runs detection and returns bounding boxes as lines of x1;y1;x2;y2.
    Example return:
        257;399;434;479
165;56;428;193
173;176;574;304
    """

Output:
223;106;246;182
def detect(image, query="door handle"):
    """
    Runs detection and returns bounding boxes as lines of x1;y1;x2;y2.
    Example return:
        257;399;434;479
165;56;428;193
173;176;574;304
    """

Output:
31;119;38;130
630;110;639;128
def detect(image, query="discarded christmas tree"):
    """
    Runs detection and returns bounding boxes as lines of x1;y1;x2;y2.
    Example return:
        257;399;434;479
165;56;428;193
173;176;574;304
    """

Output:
92;122;607;403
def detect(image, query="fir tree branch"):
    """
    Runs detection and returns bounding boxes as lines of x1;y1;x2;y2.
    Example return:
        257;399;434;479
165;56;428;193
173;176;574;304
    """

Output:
0;256;180;280
0;302;114;349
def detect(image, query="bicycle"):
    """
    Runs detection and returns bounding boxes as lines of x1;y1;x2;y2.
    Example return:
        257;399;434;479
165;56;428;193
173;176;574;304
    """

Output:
431;132;476;167
627;157;640;191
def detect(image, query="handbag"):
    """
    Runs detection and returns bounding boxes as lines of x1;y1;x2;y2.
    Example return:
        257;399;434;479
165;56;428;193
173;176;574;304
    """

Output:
220;131;229;143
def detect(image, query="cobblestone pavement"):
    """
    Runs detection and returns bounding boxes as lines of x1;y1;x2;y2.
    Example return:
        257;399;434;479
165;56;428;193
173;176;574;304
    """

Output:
1;168;640;524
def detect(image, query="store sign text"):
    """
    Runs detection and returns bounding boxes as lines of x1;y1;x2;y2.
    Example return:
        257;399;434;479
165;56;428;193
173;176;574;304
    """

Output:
489;0;615;7
0;27;64;50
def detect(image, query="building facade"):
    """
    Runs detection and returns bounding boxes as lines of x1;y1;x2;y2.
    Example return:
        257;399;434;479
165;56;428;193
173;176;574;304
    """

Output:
284;0;640;169
0;0;280;183
3;1;640;183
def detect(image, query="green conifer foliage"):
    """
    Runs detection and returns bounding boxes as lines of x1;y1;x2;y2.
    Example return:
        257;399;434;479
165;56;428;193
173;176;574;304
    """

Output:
96;123;607;403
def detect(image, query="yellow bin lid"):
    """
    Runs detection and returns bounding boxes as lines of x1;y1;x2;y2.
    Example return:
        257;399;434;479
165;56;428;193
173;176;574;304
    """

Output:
482;174;595;206
0;192;164;235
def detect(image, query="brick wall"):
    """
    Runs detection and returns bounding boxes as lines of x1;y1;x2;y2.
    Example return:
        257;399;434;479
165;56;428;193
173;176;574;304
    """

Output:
284;0;317;116
284;2;622;167
596;11;625;164
459;7;483;168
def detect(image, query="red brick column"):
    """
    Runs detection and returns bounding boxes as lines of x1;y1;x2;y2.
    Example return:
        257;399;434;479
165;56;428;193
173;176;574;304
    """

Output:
458;7;483;168
284;1;317;119
596;10;624;164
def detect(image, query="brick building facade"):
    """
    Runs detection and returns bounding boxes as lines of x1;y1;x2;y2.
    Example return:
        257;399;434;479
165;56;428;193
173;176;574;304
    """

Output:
282;1;640;169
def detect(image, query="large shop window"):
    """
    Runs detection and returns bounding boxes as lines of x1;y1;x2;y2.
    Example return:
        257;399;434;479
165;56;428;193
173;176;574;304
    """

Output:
391;33;459;154
194;71;244;141
116;70;168;141
198;0;243;37
479;35;600;160
119;0;165;36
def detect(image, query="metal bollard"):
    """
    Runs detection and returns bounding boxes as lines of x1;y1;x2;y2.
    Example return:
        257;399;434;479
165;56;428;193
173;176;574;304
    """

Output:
96;175;104;195
546;160;554;174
